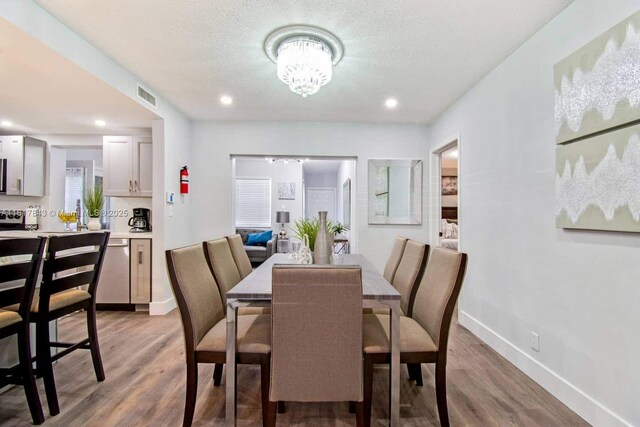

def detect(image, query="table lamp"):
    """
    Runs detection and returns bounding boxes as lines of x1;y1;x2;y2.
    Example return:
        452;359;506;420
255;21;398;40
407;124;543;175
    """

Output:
276;211;290;238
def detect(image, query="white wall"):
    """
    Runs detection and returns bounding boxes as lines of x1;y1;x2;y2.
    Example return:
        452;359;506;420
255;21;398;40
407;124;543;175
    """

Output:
234;158;304;231
428;1;640;425
337;160;356;229
191;122;429;269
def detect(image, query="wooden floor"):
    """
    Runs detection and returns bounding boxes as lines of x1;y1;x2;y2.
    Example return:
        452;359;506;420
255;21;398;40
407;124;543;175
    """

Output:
0;310;588;426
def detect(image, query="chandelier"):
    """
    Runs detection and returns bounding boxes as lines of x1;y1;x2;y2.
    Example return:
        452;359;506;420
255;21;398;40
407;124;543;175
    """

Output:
265;26;344;98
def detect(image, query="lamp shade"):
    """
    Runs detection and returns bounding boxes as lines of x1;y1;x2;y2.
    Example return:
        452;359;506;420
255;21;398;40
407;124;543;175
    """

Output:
276;211;290;224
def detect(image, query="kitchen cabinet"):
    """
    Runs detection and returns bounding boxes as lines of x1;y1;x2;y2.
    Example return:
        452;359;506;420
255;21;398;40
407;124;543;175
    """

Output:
0;136;46;197
96;237;152;308
130;239;151;303
103;135;152;197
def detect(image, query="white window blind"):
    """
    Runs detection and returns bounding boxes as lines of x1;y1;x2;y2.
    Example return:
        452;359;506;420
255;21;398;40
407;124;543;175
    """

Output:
235;178;271;228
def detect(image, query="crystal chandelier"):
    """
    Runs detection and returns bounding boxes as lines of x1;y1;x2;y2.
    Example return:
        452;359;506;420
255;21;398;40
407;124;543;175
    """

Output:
265;26;344;98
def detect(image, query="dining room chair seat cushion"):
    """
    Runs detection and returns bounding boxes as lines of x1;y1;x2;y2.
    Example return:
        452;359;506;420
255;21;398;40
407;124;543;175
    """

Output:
362;307;404;316
5;289;91;314
0;309;22;329
362;313;437;354
239;306;271;315
196;313;271;354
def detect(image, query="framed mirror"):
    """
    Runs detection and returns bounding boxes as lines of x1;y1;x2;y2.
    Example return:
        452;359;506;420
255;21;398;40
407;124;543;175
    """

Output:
368;159;423;225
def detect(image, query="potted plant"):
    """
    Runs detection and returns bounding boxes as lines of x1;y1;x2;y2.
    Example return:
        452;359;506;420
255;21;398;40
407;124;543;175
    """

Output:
292;217;334;251
332;222;347;237
83;184;104;231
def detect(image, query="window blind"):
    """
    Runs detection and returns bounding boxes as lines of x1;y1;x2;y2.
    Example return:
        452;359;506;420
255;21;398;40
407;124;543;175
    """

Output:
235;178;271;228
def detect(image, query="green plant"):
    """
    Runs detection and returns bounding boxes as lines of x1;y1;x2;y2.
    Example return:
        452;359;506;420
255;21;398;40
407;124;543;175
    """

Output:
332;222;347;235
83;184;104;218
292;217;333;249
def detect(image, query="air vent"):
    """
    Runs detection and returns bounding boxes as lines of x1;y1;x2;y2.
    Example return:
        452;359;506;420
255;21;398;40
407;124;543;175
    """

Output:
137;84;157;108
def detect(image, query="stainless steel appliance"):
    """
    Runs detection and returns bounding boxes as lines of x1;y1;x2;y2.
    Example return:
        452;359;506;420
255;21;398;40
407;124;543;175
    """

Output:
128;208;151;232
0;209;25;230
96;238;130;305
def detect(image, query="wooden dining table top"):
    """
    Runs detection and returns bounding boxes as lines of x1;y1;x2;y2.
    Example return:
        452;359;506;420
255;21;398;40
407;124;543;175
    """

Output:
227;253;400;301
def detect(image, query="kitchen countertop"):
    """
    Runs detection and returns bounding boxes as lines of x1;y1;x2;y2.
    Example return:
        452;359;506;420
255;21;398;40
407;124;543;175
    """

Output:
0;230;153;240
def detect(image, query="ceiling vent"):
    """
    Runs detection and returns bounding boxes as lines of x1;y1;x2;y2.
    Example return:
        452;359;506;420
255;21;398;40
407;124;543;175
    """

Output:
137;84;157;108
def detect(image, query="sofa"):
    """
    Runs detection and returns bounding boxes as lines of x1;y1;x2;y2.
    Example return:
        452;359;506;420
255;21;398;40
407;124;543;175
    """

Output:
236;228;278;264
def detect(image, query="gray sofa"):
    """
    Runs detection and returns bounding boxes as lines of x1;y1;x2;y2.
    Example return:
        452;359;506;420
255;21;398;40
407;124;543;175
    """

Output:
236;228;278;264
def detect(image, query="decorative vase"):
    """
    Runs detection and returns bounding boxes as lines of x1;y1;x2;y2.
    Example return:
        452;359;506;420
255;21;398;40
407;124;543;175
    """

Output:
88;217;101;231
314;211;332;264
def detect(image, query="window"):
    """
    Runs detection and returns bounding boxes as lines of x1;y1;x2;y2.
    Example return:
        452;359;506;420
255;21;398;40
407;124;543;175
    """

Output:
235;178;271;228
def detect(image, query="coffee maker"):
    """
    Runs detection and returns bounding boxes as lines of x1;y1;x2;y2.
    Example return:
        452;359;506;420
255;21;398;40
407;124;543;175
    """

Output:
128;208;152;232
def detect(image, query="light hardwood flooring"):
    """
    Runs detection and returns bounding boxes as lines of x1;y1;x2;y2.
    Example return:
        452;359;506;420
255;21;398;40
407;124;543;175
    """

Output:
0;310;589;426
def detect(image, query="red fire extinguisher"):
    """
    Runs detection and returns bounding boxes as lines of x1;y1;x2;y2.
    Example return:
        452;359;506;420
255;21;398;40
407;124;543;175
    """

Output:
180;166;189;194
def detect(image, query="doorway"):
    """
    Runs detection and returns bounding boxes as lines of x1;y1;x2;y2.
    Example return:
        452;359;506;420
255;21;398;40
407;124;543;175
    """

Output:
430;135;460;250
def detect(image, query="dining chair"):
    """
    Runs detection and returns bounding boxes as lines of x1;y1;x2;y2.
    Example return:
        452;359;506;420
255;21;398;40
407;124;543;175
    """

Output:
204;238;269;318
6;232;110;416
0;237;46;425
267;265;364;426
362;247;468;427
226;234;253;279
393;240;428;317
382;237;408;283
166;244;272;427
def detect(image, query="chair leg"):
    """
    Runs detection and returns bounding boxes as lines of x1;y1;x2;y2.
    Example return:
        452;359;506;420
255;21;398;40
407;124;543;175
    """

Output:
18;327;44;425
408;363;423;386
213;363;224;387
87;305;105;382
266;401;277;427
260;357;270;427
355;401;365;427
36;318;59;416
435;362;450;427
277;401;285;413
183;358;198;427
363;356;374;427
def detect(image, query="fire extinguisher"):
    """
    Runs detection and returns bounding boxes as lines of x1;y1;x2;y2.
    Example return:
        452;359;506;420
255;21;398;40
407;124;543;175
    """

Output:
180;166;189;194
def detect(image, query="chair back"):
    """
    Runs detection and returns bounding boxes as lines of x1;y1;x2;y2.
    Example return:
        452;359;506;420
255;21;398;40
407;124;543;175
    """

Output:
226;234;252;279
271;265;363;403
166;244;225;351
392;240;428;316
203;238;242;309
411;248;467;357
39;232;110;313
0;237;46;321
383;237;408;283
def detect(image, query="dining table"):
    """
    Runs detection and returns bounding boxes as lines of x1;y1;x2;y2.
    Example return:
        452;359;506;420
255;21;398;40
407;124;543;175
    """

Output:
225;253;402;426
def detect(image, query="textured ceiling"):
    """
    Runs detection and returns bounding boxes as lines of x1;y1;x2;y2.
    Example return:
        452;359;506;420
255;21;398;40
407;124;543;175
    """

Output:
35;0;573;123
0;19;157;135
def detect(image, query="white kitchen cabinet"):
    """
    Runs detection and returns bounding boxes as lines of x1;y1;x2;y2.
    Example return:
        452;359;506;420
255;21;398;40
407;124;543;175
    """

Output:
0;136;45;197
130;239;151;303
103;135;152;197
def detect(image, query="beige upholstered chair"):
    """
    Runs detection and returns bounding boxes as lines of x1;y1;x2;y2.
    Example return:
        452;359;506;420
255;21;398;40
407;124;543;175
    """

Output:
267;265;364;426
204;237;269;316
392;240;428;317
362;247;468;427
166;244;272;427
383;237;408;283
0;237;46;425
226;234;253;278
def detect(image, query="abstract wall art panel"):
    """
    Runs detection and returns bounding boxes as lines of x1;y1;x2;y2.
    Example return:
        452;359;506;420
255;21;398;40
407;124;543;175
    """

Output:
554;10;640;144
556;124;640;232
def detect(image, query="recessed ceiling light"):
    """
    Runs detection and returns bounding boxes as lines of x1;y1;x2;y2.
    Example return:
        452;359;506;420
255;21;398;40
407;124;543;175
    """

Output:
385;98;398;109
450;150;458;158
220;95;233;105
1;120;12;127
95;119;106;127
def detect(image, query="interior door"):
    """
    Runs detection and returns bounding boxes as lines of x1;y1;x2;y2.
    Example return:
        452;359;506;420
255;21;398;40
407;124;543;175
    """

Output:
305;187;336;221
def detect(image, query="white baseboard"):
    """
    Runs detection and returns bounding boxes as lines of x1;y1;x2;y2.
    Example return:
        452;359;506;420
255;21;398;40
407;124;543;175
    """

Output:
149;297;177;315
458;311;631;427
